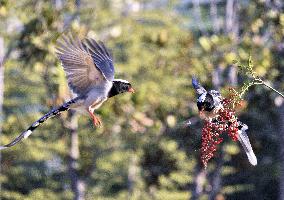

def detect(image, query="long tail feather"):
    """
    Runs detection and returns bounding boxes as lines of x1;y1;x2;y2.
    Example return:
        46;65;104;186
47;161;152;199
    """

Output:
0;98;77;150
237;124;257;166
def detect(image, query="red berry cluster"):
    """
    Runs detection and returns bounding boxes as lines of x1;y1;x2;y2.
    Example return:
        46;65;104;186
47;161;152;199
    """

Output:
217;107;239;141
201;120;224;168
201;91;242;168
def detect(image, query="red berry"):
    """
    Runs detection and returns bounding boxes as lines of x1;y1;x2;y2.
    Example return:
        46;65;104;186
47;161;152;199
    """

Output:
200;94;242;168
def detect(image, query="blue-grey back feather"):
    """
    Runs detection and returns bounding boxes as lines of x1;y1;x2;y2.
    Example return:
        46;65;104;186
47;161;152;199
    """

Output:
192;77;207;95
192;77;199;90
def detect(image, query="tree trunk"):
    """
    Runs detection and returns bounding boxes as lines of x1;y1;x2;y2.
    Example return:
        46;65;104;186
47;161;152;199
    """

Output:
228;65;237;86
191;167;206;200
225;0;234;34
68;111;86;200
210;0;219;34
225;0;239;38
59;1;85;199
279;103;284;200
0;37;4;193
212;65;223;90
128;154;138;199
207;67;225;199
0;37;4;129
193;0;206;35
208;148;224;200
0;37;4;132
225;0;240;37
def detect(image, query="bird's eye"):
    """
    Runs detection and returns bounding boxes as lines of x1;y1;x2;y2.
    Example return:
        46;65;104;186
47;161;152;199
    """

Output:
122;86;128;91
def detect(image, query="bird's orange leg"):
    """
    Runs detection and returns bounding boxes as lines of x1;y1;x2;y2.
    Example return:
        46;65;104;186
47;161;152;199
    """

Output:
88;110;102;127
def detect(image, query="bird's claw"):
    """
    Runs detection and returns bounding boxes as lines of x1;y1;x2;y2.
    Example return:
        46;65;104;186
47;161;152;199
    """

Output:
88;110;102;127
93;115;102;127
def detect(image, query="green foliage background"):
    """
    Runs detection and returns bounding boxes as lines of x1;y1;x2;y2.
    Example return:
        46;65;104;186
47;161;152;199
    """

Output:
0;0;283;199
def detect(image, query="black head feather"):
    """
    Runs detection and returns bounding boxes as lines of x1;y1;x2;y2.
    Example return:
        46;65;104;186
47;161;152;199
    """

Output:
197;93;215;112
108;80;133;98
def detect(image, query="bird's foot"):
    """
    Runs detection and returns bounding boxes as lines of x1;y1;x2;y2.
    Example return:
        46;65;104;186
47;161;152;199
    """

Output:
92;115;102;127
88;110;102;127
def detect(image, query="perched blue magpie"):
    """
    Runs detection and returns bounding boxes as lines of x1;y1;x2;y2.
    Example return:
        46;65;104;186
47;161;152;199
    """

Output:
192;77;257;166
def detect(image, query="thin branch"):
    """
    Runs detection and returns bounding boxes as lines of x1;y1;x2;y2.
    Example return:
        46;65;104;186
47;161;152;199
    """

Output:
236;57;284;99
254;79;284;98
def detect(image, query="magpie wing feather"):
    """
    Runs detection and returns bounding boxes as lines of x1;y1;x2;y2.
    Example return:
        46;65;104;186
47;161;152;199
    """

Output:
56;35;106;95
82;38;115;81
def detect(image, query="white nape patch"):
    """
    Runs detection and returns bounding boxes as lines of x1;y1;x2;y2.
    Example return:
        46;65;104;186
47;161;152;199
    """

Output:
197;93;207;103
24;130;32;139
113;79;129;83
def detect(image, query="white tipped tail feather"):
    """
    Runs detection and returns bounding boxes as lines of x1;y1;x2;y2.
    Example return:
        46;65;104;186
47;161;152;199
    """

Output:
23;130;33;139
238;124;257;166
0;98;77;150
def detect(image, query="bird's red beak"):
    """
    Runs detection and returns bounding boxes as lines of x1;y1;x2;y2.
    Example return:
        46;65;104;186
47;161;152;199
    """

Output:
128;87;135;93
